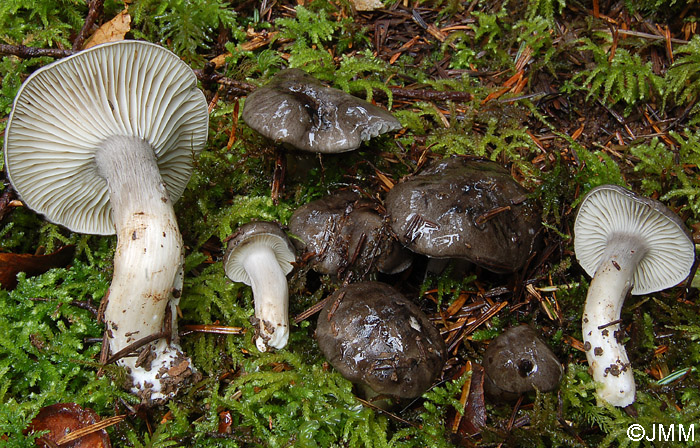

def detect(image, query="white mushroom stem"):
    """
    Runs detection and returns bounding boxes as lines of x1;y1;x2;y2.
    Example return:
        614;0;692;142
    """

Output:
240;244;290;352
96;135;192;400
582;235;647;407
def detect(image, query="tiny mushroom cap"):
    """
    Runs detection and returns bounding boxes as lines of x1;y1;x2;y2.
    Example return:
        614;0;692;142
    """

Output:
482;325;563;401
4;40;209;402
242;68;401;153
385;157;542;273
574;184;695;407
316;281;446;399
223;221;296;352
288;189;412;277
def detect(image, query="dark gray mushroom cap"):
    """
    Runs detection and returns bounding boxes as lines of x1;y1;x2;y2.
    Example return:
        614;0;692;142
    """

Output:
289;190;412;276
223;221;296;285
316;281;446;399
385;157;542;273
242;69;401;153
482;325;563;400
574;184;695;295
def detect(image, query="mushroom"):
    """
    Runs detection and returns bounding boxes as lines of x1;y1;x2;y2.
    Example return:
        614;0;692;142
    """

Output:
241;68;401;153
385;156;542;273
4;41;209;401
316;281;446;399
481;325;563;401
574;184;695;407
288;189;411;278
223;221;296;352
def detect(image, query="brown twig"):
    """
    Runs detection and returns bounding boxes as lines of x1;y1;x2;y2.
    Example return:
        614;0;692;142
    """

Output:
193;69;257;96
73;0;105;50
103;331;169;365
0;44;74;59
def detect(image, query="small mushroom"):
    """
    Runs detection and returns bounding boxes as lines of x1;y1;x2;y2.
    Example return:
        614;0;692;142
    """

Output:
288;190;411;278
4;41;208;401
574;184;695;407
223;221;296;352
385;156;541;273
316;281;446;399
481;325;563;401
242;68;401;153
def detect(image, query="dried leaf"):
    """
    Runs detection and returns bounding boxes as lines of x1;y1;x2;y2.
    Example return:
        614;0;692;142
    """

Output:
0;245;74;290
83;9;131;49
25;403;112;448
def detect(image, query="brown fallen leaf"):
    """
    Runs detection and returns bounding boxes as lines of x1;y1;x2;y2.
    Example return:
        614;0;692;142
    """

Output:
0;245;75;290
25;402;113;448
83;9;131;49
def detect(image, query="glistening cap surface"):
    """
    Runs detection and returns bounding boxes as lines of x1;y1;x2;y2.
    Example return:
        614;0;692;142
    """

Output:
4;40;209;235
242;69;401;153
574;184;695;295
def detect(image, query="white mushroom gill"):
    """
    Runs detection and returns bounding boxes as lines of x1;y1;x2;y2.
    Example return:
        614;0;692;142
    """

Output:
96;135;188;399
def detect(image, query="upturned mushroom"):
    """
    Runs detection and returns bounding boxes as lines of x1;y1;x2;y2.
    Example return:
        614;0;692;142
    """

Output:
288;189;411;278
385;156;541;273
574;184;695;407
242;68;401;153
316;281;446;399
4;41;209;401
482;325;563;401
223;221;296;352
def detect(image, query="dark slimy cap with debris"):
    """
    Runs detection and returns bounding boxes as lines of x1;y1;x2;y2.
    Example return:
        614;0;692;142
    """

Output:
242;68;401;153
316;281;446;399
288;189;412;277
385;157;541;273
482;325;563;400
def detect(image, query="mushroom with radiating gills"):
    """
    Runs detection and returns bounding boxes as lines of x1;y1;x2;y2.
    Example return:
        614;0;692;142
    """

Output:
288;189;412;279
481;325;563;401
316;281;446;400
241;68;401;153
3;40;209;402
385;156;542;273
223;221;296;352
573;184;695;407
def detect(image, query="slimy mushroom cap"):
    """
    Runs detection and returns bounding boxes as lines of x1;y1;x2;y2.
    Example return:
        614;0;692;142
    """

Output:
241;68;401;153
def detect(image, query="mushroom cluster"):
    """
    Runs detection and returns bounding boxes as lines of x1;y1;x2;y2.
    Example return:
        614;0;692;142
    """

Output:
4;40;208;401
574;184;694;407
